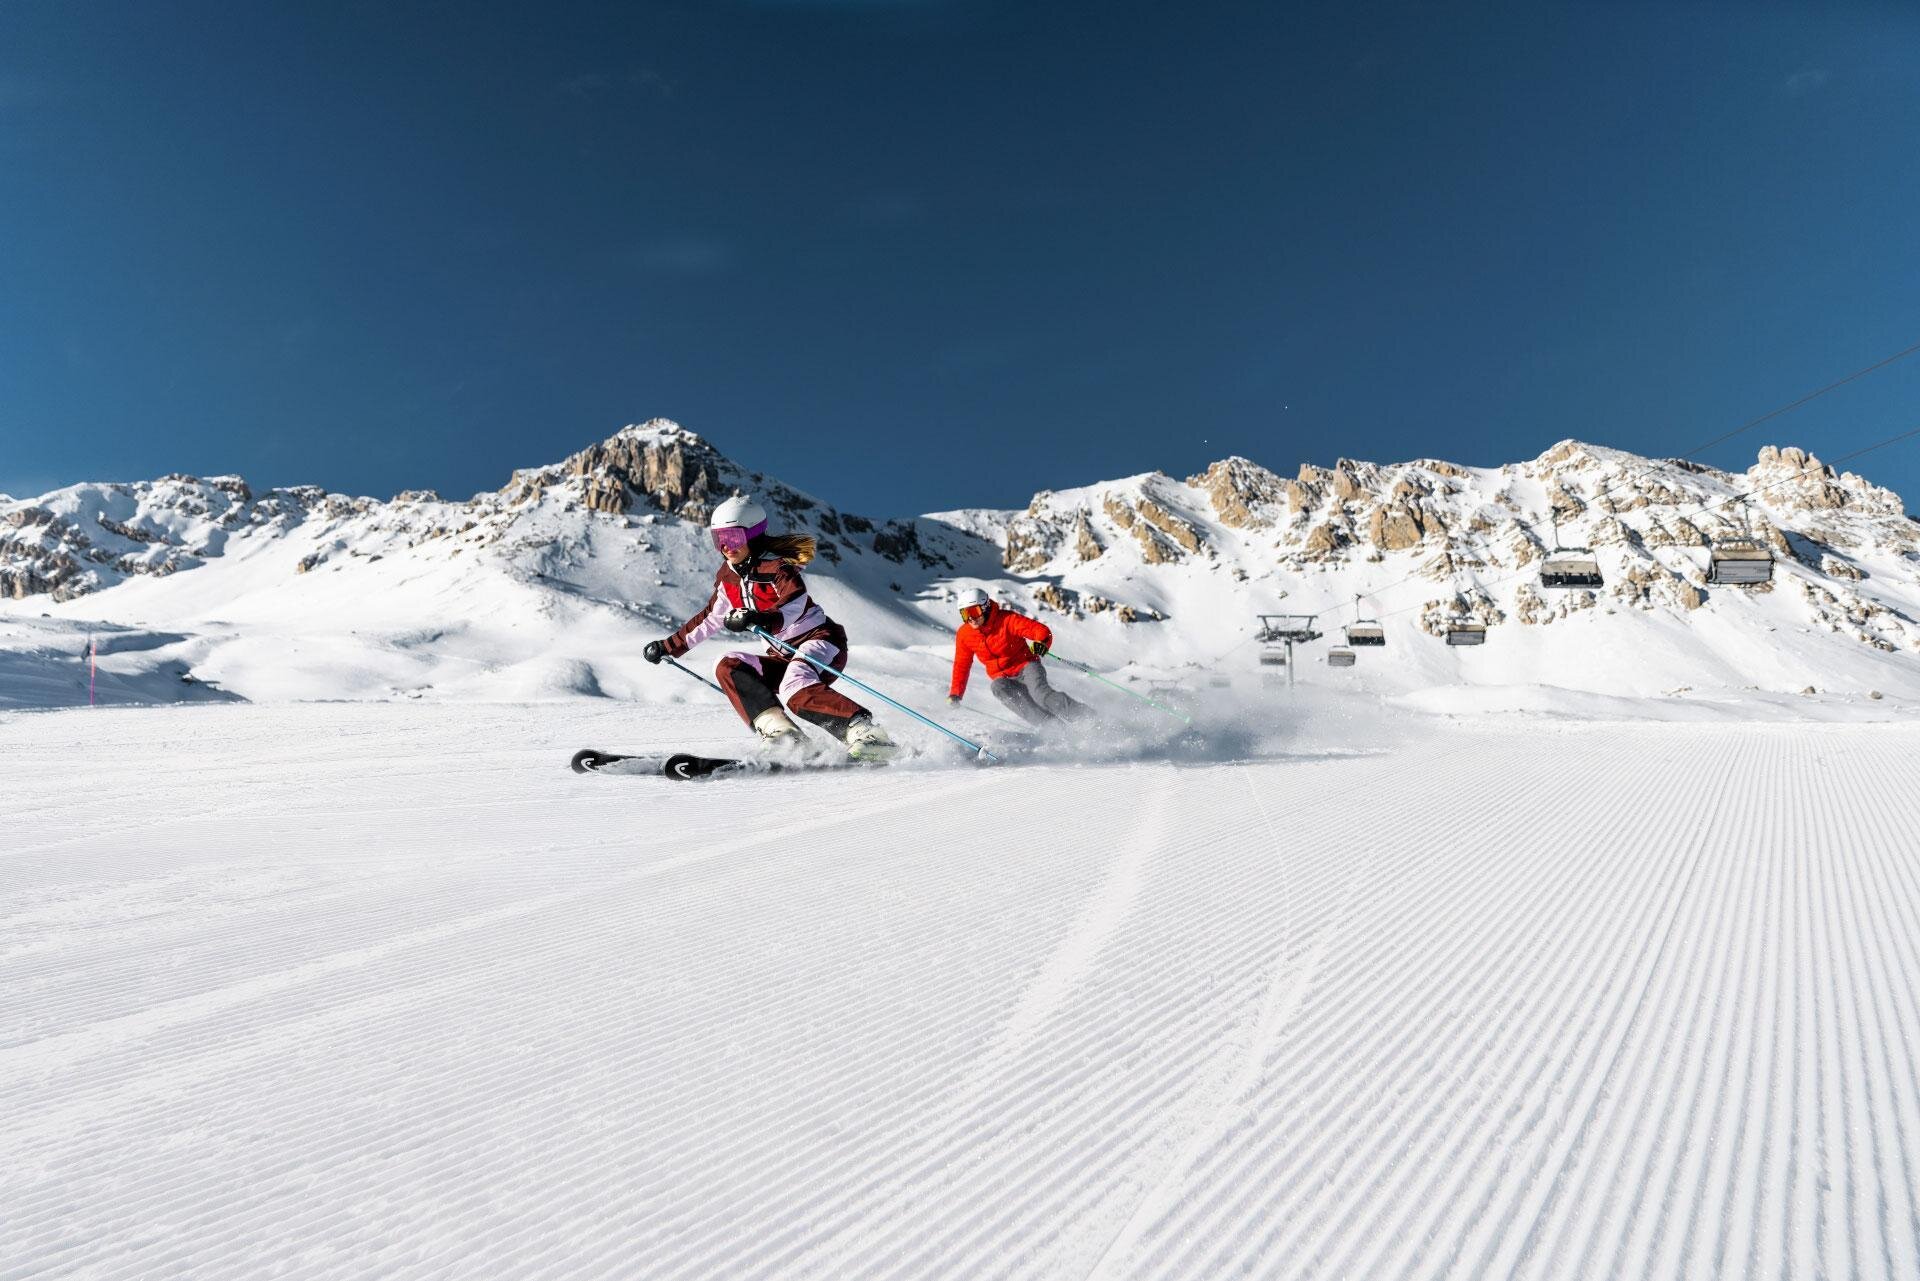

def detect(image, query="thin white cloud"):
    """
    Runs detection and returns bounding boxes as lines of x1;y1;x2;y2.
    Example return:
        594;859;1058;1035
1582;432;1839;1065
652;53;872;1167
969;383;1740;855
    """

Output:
1785;68;1831;96
629;238;734;277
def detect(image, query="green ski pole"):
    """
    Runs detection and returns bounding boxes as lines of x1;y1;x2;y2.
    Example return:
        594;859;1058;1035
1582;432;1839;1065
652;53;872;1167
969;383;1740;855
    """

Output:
1048;653;1193;724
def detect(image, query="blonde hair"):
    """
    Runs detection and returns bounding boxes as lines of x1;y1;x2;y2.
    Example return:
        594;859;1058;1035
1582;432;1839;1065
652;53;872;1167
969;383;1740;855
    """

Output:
757;533;816;565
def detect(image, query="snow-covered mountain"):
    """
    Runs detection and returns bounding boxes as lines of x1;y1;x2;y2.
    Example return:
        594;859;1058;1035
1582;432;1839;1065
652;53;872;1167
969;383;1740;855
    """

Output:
3;419;1918;708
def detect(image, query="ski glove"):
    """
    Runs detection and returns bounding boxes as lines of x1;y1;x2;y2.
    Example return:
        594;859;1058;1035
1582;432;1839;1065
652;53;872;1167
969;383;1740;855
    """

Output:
1027;637;1050;658
947;694;962;706
643;640;667;665
723;608;783;633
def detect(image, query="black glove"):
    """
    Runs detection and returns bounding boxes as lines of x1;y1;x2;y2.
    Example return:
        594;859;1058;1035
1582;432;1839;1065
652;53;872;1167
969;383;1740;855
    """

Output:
1027;637;1050;658
643;640;667;665
947;694;962;706
724;608;781;633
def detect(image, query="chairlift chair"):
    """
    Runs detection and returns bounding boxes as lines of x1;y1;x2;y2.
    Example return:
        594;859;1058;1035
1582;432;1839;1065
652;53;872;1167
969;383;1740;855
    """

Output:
1343;594;1386;646
1540;546;1604;589
1539;516;1604;588
1445;621;1488;647
1705;499;1774;586
1327;647;1356;668
1345;620;1386;646
1706;536;1773;585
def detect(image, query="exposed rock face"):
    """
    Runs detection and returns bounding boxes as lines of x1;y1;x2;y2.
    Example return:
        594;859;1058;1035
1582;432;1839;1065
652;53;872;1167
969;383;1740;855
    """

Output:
1303;521;1345;558
1032;582;1075;613
1135;495;1204;555
1071;512;1103;562
581;475;626;514
1751;445;1851;512
1003;497;1061;573
1025;580;1161;624
560;419;725;520
1330;464;1368;504
871;521;921;564
1644;517;1708;548
1368;502;1424;551
97;514;171;545
1822;555;1864;581
1187;457;1285;529
1611;563;1706;612
1103;495;1189;564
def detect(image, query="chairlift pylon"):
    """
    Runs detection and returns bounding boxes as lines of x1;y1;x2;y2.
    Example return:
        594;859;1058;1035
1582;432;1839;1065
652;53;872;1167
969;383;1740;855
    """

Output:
1256;613;1322;688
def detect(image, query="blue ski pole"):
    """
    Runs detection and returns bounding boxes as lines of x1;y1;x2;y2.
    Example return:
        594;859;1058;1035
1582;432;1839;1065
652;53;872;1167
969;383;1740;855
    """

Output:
664;655;724;696
1048;652;1193;724
753;628;999;763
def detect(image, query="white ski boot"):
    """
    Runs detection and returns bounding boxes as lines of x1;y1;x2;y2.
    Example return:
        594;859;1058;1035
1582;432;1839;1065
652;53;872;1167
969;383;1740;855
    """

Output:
844;715;897;764
754;708;811;761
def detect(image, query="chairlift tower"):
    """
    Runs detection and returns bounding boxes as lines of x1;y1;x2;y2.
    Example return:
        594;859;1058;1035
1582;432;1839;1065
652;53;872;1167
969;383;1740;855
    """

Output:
1257;613;1322;689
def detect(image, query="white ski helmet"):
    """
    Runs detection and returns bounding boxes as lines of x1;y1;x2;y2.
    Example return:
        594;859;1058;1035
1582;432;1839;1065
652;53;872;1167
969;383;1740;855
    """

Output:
957;587;993;623
708;495;768;537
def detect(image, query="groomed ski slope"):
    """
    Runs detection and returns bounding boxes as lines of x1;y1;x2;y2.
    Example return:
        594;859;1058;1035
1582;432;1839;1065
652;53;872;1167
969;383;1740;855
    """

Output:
5;702;1920;1280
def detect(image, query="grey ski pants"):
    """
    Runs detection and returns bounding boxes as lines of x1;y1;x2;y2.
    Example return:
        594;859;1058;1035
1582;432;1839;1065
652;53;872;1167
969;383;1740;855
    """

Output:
990;662;1088;726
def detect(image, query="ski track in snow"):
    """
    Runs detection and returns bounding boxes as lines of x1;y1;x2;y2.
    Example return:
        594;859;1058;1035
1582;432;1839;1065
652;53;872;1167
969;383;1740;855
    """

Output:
3;703;1919;1280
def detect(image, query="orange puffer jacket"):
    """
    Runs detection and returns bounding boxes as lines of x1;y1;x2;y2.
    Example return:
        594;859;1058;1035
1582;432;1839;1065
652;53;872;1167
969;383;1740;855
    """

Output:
950;606;1052;697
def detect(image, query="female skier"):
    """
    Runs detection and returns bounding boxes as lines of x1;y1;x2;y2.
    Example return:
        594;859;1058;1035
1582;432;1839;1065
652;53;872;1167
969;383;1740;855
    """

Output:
644;496;894;761
946;587;1089;727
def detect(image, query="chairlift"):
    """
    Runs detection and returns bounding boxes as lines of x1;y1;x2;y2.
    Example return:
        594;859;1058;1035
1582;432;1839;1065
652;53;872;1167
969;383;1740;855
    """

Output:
1706;537;1774;585
1327;647;1356;668
1706;497;1774;586
1256;613;1322;688
1445;621;1488;647
1540;517;1604;589
1344;594;1386;646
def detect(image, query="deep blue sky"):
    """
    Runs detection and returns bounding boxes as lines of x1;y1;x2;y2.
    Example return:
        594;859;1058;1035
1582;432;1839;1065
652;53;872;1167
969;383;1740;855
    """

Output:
3;0;1918;516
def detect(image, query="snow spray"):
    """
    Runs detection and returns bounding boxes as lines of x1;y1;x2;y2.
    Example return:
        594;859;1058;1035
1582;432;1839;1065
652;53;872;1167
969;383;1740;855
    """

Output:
751;627;998;762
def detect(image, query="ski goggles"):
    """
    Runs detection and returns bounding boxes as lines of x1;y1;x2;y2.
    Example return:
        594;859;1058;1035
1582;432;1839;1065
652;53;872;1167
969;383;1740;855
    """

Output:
960;603;990;625
710;525;755;555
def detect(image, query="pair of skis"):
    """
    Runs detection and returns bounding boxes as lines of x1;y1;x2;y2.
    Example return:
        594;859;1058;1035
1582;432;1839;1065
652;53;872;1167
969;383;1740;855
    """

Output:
570;729;1041;780
571;749;772;780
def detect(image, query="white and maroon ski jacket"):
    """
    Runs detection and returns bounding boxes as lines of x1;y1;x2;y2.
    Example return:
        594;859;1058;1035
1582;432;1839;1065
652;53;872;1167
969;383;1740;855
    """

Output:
662;555;830;658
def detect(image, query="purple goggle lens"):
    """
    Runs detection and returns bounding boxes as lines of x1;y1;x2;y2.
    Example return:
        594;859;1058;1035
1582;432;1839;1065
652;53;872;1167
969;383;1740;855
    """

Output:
711;526;753;554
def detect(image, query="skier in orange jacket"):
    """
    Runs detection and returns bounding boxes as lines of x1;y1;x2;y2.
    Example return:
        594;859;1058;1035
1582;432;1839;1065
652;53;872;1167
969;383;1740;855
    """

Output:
947;588;1090;727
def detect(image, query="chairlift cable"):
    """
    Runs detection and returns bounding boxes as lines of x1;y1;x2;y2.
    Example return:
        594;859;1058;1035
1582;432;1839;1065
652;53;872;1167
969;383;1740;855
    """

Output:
1308;336;1920;616
1672;422;1920;523
1361;420;1920;625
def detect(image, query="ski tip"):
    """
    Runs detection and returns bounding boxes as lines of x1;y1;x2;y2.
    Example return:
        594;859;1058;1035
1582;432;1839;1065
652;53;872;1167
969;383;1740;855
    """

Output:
570;748;607;774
